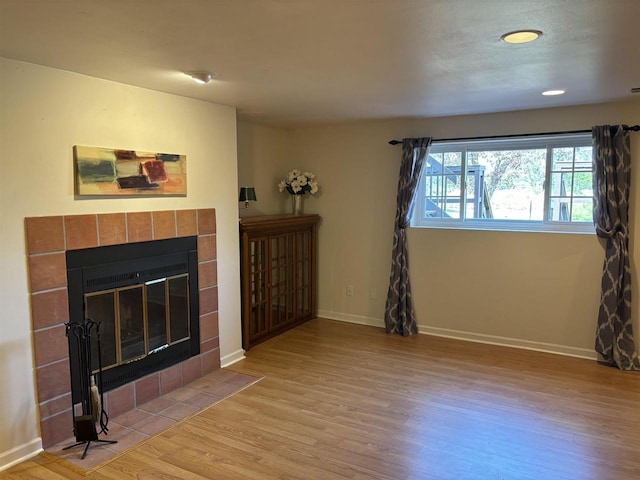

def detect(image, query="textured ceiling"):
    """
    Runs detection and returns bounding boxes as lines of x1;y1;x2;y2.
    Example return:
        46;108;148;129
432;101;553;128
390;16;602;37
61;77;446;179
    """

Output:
1;0;639;127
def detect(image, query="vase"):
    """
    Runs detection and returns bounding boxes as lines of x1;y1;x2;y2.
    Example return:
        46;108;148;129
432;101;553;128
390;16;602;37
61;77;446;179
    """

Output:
291;194;303;215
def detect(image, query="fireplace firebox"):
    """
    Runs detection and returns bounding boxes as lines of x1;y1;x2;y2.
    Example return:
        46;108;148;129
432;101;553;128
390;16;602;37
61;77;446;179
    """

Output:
66;237;200;404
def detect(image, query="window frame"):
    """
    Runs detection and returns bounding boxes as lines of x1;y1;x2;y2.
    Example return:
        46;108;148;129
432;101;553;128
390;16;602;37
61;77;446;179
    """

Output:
411;134;595;234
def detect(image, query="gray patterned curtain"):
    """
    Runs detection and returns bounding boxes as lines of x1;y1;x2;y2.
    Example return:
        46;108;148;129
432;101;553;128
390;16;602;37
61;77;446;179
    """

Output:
592;125;639;370
384;137;432;336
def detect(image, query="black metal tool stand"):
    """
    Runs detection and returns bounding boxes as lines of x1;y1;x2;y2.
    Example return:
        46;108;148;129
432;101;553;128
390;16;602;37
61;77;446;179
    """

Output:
63;320;117;459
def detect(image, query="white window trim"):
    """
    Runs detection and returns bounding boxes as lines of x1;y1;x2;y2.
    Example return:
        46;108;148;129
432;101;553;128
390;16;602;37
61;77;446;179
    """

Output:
411;134;596;235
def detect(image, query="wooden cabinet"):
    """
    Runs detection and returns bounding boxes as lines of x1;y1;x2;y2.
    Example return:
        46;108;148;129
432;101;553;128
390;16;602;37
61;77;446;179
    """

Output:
239;214;320;350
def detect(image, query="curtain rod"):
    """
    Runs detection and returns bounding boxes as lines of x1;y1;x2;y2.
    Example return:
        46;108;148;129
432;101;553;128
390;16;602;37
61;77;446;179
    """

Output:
387;124;640;145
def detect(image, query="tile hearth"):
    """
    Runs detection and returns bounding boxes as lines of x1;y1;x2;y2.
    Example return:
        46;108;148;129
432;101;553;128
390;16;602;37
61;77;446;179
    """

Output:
44;369;260;472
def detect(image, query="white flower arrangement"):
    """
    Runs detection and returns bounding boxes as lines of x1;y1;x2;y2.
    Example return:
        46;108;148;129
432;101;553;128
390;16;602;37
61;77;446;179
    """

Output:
278;169;319;195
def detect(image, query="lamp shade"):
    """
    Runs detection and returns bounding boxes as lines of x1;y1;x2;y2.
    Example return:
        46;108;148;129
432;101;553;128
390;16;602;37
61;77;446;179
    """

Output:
238;187;257;202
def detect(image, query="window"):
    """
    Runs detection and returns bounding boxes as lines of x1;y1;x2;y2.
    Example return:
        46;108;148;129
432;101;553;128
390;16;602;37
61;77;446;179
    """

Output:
412;134;594;233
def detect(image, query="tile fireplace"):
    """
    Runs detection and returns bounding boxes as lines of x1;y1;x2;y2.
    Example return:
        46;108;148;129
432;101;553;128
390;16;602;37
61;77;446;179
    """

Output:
25;209;220;448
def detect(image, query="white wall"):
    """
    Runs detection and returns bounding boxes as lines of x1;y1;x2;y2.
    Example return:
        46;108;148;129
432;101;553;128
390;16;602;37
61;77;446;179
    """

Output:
238;98;640;359
0;58;242;468
236;121;291;217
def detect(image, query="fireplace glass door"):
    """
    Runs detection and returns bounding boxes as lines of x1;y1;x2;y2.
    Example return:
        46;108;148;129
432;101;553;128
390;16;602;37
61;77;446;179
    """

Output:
85;273;191;374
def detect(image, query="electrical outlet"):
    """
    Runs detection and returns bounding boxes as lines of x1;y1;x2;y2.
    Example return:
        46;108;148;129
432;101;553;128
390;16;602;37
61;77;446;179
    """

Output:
346;284;354;296
370;288;377;300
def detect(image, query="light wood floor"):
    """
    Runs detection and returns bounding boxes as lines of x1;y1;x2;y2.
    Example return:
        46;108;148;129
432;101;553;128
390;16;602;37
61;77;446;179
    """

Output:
5;319;640;479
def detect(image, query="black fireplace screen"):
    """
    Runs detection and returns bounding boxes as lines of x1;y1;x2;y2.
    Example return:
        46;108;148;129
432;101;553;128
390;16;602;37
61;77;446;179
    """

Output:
66;237;200;404
85;273;190;369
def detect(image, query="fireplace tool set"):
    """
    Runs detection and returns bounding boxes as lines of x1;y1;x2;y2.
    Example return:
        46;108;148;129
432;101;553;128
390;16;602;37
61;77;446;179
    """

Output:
63;319;117;459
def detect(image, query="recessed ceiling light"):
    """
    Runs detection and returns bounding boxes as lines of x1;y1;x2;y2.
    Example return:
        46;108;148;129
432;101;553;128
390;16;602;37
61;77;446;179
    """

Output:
187;71;214;84
500;30;543;44
542;89;566;96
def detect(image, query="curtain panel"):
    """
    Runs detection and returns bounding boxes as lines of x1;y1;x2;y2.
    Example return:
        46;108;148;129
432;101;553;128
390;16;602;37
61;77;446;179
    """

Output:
592;125;639;370
384;137;432;336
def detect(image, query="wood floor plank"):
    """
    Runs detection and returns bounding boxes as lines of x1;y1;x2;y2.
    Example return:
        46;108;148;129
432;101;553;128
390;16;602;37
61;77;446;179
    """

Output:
4;318;640;479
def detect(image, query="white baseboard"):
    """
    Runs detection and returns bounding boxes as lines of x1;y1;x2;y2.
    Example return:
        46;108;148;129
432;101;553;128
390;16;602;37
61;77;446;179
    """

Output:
0;438;42;472
418;325;597;360
221;349;246;367
318;310;384;328
318;310;596;360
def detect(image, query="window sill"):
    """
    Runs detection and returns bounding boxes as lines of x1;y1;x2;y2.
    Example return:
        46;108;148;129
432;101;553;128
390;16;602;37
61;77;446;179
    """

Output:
410;220;596;235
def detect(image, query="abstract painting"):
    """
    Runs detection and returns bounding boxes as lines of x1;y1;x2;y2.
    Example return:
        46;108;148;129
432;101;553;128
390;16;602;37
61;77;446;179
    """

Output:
74;146;187;196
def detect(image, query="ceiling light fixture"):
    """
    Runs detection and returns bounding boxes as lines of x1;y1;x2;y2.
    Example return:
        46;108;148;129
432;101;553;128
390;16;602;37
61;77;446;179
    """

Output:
500;29;543;44
188;72;213;84
542;89;566;96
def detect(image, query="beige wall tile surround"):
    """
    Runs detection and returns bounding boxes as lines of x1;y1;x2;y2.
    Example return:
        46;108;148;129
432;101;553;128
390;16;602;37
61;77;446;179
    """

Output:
201;349;221;374
134;373;160;406
39;410;72;450
35;359;71;403
27;253;67;292
64;214;99;250
152;210;178;239
198;261;218;288
200;337;220;355
25;208;220;448
126;211;153;243
197;208;216;234
197;235;216;261
181;356;204;386
97;213;127;246
33;324;67;366
30;289;69;330
37;393;72;420
104;383;135;419
25;216;65;254
159;364;183;395
176;209;198;237
199;312;219;341
199;286;219;315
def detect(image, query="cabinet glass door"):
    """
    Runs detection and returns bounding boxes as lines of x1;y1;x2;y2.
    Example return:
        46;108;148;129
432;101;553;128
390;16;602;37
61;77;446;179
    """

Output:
270;233;295;329
249;238;268;338
296;230;311;316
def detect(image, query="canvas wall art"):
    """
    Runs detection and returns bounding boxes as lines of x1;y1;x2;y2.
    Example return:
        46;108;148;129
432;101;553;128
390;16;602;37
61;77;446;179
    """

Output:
74;146;187;196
